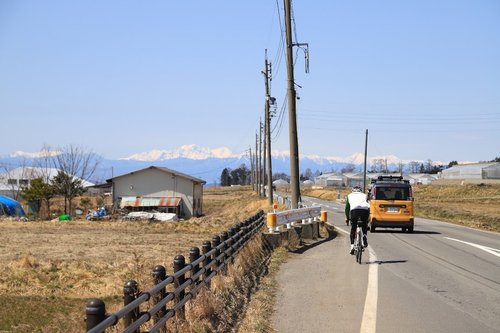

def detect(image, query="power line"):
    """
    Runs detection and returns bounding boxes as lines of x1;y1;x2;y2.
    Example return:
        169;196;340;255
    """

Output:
271;93;288;141
273;0;285;79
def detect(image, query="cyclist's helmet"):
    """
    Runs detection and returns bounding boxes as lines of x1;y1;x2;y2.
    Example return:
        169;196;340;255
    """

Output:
352;185;362;192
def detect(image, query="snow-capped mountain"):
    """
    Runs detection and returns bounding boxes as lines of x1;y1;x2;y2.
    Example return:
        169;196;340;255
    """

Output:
1;145;447;185
122;144;241;161
9;149;60;159
121;144;407;165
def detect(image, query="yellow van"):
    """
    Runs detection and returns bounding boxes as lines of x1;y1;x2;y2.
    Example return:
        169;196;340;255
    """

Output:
368;176;414;233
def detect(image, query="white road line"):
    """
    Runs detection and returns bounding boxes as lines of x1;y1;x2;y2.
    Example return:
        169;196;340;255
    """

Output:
361;247;378;333
334;225;378;333
444;237;500;258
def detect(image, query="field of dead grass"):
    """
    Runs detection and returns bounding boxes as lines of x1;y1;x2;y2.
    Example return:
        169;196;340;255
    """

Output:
302;184;500;232
413;183;500;232
0;186;270;332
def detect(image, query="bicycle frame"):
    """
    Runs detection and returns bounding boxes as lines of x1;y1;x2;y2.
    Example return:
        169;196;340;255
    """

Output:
354;219;364;264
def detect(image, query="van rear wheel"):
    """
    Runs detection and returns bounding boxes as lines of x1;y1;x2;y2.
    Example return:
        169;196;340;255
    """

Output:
370;224;376;232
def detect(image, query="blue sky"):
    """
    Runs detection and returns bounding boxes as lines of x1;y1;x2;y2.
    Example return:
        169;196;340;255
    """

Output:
1;1;499;163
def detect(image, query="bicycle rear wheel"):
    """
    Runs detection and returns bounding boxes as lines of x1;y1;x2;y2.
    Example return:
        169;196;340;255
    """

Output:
356;232;363;264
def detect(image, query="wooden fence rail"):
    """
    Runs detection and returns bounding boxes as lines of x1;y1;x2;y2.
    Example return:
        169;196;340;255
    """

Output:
86;210;265;333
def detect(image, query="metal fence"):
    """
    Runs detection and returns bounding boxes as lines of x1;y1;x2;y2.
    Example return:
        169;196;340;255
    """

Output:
86;210;265;333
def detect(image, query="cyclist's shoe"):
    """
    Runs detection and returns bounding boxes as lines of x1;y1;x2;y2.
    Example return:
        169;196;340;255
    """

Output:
349;244;355;255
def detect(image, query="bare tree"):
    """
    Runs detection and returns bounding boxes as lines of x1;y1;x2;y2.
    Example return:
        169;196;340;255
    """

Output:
407;161;421;173
370;158;386;173
30;144;58;215
52;145;101;215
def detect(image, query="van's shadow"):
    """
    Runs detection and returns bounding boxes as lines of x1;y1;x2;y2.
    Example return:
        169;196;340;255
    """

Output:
373;230;440;235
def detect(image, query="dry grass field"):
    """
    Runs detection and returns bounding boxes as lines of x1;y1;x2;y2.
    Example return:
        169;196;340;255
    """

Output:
413;183;500;232
302;183;500;232
0;186;270;333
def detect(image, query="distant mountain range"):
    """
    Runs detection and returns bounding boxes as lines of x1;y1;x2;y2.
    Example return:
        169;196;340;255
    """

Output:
1;145;444;185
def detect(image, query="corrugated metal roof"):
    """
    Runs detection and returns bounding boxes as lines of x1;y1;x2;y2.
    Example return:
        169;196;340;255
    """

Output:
120;196;182;208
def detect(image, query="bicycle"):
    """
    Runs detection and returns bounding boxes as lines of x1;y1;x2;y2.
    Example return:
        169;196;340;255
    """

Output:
353;216;365;264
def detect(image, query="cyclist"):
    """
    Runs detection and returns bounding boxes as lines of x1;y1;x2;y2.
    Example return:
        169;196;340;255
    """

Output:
345;186;370;254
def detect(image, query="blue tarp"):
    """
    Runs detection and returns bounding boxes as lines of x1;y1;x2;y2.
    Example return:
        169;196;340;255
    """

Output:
0;195;26;217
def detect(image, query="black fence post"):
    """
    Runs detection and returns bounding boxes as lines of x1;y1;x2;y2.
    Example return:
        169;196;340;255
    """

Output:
86;298;106;331
173;255;186;318
227;229;234;260
219;232;228;272
202;240;212;283
189;247;201;285
233;226;240;247
152;265;167;333
212;235;220;273
123;280;139;332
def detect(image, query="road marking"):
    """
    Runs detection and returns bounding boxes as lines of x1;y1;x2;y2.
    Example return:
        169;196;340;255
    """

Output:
334;225;378;333
444;237;500;258
361;247;378;333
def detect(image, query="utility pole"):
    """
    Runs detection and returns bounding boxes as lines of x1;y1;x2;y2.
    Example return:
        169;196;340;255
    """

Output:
259;120;266;196
249;147;254;191
363;129;368;193
261;114;267;196
284;0;300;208
255;132;260;194
264;53;274;205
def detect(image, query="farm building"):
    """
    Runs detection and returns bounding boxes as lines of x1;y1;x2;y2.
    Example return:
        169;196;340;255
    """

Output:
301;180;314;187
273;179;289;188
440;163;500;180
408;173;438;185
343;172;367;187
108;166;206;218
314;173;343;187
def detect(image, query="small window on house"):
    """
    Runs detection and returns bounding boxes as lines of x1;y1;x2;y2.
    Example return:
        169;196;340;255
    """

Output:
7;179;17;185
19;179;29;186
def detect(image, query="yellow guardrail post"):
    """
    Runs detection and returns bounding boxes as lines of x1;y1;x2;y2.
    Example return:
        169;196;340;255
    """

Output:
320;211;327;223
267;212;277;233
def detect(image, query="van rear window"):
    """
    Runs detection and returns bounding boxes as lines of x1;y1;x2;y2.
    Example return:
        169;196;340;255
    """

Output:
375;187;410;200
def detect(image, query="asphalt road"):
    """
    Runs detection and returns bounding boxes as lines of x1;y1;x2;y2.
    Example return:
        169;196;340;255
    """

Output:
272;196;500;333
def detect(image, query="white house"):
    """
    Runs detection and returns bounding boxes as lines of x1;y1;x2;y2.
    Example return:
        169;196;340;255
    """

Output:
108;166;206;218
0;166;94;198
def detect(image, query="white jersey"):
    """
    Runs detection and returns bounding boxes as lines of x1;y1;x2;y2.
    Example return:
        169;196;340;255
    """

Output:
347;192;369;211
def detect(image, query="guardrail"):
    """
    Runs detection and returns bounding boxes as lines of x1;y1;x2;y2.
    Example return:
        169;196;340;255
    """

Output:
85;210;265;333
266;206;327;232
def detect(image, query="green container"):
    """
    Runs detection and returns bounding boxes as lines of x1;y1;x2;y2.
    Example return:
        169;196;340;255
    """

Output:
58;214;72;221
